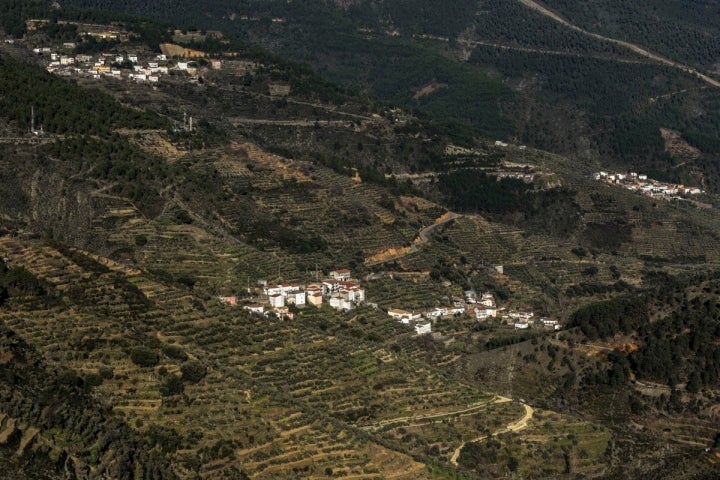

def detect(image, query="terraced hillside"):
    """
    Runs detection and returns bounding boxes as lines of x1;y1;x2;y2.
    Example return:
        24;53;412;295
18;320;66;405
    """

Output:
1;234;598;479
1;4;720;478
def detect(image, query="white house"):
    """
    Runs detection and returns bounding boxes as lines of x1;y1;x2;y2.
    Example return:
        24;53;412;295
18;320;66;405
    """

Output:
329;293;354;311
307;291;323;307
388;308;411;320
287;290;306;306
268;294;285;308
475;306;497;319
541;319;561;330
464;290;477;303
350;285;365;302
425;307;446;319
329;268;352;281
264;285;282;296
338;281;364;303
514;322;529;329
414;322;432;335
509;311;534;321
244;303;265;314
321;279;340;294
480;292;496;307
272;306;294;320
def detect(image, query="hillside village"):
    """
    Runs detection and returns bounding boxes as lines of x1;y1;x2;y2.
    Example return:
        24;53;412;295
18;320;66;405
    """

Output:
219;268;562;337
33;45;216;83
220;268;366;321
8;19;222;85
594;170;704;200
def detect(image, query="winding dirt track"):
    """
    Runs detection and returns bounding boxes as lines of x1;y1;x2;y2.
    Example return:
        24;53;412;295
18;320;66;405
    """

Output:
365;212;460;266
449;398;535;466
518;0;720;89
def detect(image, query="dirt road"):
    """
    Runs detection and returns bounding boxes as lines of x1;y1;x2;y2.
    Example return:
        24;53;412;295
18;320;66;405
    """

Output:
365;212;460;266
449;399;535;466
362;394;501;432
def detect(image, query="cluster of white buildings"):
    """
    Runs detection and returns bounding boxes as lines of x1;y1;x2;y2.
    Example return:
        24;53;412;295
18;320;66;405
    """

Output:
232;268;366;321
387;293;476;336
31;47;209;84
38;50;173;82
594;171;703;198
387;309;433;336
385;288;562;335
466;290;498;320
511;315;561;331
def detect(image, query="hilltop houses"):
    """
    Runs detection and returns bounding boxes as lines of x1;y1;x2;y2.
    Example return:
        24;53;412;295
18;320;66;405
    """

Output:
594;170;704;200
36;45;200;85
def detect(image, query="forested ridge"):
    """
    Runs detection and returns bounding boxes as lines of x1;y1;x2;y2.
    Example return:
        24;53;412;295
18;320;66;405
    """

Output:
0;55;166;135
570;272;720;391
57;0;720;191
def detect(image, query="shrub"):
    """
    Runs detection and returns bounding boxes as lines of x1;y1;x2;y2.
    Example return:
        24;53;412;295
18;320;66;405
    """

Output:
162;344;188;361
159;375;184;396
84;373;103;387
134;234;148;246
130;347;159;368
180;360;207;384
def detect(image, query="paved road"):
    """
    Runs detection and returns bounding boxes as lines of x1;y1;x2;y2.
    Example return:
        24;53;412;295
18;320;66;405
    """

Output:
518;0;720;89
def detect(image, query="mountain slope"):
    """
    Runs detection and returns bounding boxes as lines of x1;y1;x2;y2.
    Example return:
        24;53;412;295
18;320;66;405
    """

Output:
57;0;720;191
0;2;719;479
